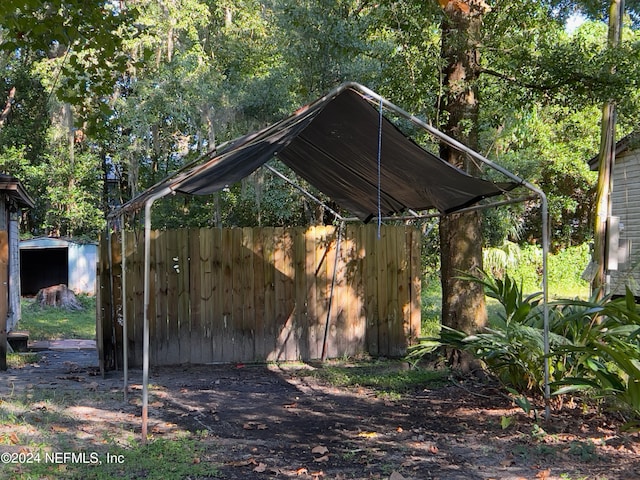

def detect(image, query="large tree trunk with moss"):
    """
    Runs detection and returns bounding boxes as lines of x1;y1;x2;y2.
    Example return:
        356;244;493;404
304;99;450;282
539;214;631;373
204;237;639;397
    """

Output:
438;0;489;342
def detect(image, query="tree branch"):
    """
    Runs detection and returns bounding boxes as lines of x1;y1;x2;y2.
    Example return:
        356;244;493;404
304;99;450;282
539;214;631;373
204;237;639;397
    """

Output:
0;86;16;128
479;66;589;92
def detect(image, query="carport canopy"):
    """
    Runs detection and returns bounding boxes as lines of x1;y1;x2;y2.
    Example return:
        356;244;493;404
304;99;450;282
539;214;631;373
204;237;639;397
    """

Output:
108;82;551;442
116;84;516;221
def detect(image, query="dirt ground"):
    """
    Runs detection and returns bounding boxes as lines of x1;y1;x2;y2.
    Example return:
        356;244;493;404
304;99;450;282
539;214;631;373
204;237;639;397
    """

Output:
1;349;639;480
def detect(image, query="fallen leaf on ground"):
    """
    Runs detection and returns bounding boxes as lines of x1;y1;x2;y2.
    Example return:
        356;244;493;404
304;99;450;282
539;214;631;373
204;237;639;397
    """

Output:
536;469;551;479
313;455;329;463
9;432;20;444
310;471;324;479
253;462;267;473
357;431;378;438
295;467;308;475
428;444;438;454
311;446;329;455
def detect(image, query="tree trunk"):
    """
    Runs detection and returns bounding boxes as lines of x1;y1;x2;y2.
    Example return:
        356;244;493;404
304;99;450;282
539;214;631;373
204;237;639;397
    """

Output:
36;284;84;311
591;0;624;298
438;0;489;335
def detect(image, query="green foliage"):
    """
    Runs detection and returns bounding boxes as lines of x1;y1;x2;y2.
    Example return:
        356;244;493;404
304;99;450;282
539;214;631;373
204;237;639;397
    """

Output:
504;243;591;297
301;360;449;397
19;296;96;341
0;0;138;108
550;288;640;416
73;436;218;480
0;61;50;163
415;268;640;419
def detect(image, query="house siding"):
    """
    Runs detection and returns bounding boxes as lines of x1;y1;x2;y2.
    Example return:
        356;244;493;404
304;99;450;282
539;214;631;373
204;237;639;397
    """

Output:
609;149;640;295
8;215;21;331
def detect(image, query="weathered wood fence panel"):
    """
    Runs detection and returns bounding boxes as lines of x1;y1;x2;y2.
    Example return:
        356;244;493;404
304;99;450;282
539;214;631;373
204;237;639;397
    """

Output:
97;225;421;368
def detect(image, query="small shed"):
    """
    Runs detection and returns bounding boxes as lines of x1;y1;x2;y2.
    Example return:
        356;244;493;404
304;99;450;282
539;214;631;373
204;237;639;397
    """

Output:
589;132;640;296
20;237;98;295
0;174;34;370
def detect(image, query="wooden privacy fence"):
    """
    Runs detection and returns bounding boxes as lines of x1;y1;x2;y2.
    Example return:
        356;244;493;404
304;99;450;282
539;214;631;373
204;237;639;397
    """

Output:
97;224;421;369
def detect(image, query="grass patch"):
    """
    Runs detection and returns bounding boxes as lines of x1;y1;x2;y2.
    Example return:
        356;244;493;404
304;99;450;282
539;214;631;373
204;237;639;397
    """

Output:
72;436;219;480
4;435;220;480
303;360;449;396
6;352;41;368
17;296;96;341
0;382;219;480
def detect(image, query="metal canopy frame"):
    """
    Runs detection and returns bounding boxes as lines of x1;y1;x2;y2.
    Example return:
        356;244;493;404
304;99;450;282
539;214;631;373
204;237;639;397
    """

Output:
106;82;551;442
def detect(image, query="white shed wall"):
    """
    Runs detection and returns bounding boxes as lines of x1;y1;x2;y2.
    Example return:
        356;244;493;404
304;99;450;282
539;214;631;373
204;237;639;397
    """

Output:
68;243;97;294
609;149;640;295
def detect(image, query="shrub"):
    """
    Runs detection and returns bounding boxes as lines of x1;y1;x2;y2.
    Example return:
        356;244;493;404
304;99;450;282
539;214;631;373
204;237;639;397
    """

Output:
411;270;640;420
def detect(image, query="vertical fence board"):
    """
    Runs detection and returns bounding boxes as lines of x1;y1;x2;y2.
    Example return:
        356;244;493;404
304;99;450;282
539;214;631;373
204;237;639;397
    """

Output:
154;230;168;361
211;228;223;362
293;228;308;359
273;227;287;361
220;228;233;362
199;228;214;364
147;230;158;364
377;226;390;356
389;228;405;357
304;227;318;359
131;231;145;368
164;230;181;364
176;230;191;364
234;228;255;361
252;228;266;361
283;229;298;360
262;227;276;361
189;229;202;364
109;233;123;370
230;228;243;362
364;225;378;356
324;226;339;359
345;225;365;356
96;232;109;372
242;228;256;361
315;227;329;359
123;232;135;367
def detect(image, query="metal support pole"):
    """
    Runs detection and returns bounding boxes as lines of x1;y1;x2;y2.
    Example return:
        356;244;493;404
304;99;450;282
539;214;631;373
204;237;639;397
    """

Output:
121;223;128;403
141;187;172;443
540;195;551;420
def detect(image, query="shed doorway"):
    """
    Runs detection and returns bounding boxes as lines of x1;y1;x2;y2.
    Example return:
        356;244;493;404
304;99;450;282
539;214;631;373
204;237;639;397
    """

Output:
20;247;69;296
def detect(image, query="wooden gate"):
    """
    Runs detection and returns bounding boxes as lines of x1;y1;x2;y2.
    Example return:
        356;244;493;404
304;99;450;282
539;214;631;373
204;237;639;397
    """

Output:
97;224;421;368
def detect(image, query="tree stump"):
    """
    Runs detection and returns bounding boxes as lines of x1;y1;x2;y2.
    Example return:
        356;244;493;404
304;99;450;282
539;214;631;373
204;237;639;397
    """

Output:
35;284;84;311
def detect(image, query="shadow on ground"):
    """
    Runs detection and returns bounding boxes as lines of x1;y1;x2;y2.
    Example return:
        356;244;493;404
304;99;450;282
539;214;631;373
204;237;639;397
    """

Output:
1;350;639;480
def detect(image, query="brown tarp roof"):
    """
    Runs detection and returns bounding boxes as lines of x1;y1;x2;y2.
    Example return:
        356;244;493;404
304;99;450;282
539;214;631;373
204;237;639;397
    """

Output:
118;86;514;221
